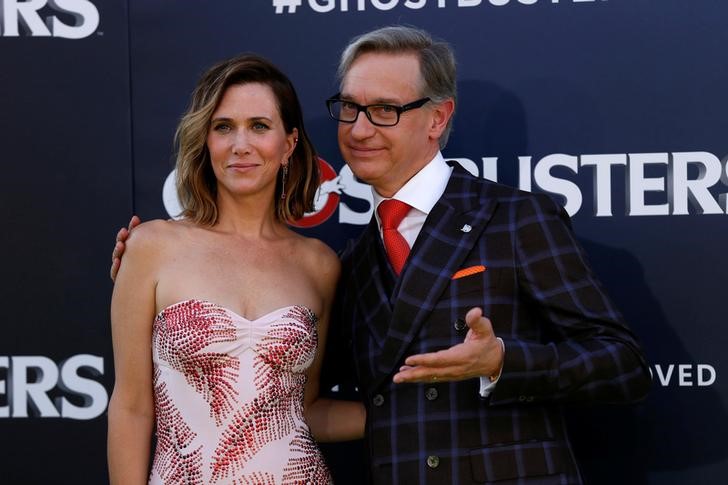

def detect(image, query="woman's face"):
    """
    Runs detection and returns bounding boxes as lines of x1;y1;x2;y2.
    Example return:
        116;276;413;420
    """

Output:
206;82;297;202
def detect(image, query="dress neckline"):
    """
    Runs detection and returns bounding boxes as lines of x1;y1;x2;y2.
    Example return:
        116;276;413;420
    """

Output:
155;299;316;323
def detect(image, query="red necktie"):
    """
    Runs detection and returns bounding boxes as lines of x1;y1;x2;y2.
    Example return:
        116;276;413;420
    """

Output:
377;199;411;275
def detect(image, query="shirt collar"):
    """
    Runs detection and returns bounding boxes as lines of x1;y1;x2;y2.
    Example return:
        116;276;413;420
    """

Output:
373;151;452;224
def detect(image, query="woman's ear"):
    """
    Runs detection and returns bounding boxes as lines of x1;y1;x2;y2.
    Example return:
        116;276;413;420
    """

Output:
286;127;299;162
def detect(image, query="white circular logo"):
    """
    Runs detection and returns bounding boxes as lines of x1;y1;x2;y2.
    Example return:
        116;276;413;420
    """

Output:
162;170;183;220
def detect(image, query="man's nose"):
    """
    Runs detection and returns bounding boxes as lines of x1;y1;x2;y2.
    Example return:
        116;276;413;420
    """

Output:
348;111;376;139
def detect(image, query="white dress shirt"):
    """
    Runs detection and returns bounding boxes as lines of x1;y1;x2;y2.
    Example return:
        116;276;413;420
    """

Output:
372;152;502;397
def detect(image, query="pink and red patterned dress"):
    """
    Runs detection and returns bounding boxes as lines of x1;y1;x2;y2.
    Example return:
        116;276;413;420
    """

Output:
149;299;332;484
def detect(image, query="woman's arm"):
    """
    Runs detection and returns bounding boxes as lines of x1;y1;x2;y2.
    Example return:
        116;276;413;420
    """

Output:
107;222;162;484
303;240;366;443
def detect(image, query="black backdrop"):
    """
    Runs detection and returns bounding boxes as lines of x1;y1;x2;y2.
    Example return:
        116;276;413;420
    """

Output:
1;1;726;483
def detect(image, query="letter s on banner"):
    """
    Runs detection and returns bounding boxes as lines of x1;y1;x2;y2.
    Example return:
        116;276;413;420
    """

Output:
0;0;100;39
51;0;100;39
58;354;108;420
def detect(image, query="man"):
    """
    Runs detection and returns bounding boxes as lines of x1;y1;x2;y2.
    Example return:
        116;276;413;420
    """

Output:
325;26;650;484
113;26;651;484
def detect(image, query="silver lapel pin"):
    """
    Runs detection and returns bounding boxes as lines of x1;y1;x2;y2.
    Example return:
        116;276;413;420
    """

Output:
460;224;472;233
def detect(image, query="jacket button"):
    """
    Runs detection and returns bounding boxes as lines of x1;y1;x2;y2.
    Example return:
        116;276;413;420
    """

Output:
518;395;527;402
426;455;440;469
453;318;467;332
372;394;384;407
425;387;439;401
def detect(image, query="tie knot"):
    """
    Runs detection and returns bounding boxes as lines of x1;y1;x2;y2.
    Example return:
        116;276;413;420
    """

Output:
377;199;411;230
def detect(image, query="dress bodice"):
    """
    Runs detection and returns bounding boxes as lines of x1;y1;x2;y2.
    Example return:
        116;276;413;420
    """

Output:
149;299;331;484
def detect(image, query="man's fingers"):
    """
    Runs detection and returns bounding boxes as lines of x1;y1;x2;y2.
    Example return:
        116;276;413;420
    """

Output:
393;365;453;383
116;227;127;244
465;307;494;336
404;349;449;367
465;307;483;322
128;215;141;232
111;216;138;283
111;241;121;261
110;258;120;282
395;318;500;384
404;345;468;367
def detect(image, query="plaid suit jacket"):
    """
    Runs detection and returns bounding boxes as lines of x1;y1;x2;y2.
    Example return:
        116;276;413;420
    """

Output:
338;163;651;485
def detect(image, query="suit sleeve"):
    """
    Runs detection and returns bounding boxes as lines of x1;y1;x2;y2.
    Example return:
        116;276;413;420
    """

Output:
488;193;651;405
319;240;361;401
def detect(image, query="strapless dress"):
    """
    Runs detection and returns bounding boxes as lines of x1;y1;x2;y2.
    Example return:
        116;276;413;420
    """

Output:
148;299;332;484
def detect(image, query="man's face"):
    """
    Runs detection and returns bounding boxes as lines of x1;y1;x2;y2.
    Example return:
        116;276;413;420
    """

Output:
337;52;441;197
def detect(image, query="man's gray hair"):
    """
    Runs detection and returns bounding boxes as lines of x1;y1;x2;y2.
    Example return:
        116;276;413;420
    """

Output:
337;25;457;148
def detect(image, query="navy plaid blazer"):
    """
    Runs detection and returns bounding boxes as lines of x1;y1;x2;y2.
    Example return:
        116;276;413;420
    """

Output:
337;162;651;485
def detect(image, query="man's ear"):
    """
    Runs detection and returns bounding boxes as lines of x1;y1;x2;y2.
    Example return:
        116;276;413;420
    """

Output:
428;98;455;141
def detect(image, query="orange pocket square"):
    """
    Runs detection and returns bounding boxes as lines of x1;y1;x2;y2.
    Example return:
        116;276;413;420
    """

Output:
452;265;486;279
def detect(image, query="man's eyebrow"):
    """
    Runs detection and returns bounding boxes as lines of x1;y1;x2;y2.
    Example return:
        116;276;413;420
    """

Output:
338;93;402;105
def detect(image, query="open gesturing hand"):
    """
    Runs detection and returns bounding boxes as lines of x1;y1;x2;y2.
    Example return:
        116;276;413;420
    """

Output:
392;307;504;384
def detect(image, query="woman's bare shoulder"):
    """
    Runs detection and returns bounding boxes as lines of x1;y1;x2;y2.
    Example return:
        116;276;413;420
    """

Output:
297;235;339;263
124;219;190;254
294;235;341;285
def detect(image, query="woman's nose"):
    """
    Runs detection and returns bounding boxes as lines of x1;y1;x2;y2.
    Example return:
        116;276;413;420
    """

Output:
231;130;250;155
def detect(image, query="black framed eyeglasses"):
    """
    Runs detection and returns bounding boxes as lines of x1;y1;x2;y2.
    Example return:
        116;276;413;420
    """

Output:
326;94;431;127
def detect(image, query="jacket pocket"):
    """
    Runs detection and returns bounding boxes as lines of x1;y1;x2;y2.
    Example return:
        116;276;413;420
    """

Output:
448;267;502;297
468;439;570;483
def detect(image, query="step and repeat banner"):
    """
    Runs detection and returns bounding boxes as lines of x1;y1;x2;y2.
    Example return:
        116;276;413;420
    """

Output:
2;0;726;483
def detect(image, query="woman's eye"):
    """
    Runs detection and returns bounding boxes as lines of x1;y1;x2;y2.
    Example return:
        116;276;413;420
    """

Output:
253;122;269;131
213;123;231;132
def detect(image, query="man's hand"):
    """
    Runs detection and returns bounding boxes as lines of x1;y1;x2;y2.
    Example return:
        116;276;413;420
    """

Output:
392;307;504;384
110;215;141;282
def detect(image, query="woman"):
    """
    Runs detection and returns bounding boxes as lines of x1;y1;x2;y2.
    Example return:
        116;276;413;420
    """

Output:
107;54;364;484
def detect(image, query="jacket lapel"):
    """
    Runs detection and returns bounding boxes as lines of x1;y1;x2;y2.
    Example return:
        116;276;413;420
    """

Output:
347;219;393;349
372;163;500;385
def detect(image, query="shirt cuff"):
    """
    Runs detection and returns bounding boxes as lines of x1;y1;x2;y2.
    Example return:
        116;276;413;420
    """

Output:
479;337;505;398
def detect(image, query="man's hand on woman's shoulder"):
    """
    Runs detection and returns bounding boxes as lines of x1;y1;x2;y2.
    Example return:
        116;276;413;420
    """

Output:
110;215;141;282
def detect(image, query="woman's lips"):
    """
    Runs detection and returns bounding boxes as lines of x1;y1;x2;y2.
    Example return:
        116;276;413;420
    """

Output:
227;162;259;171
